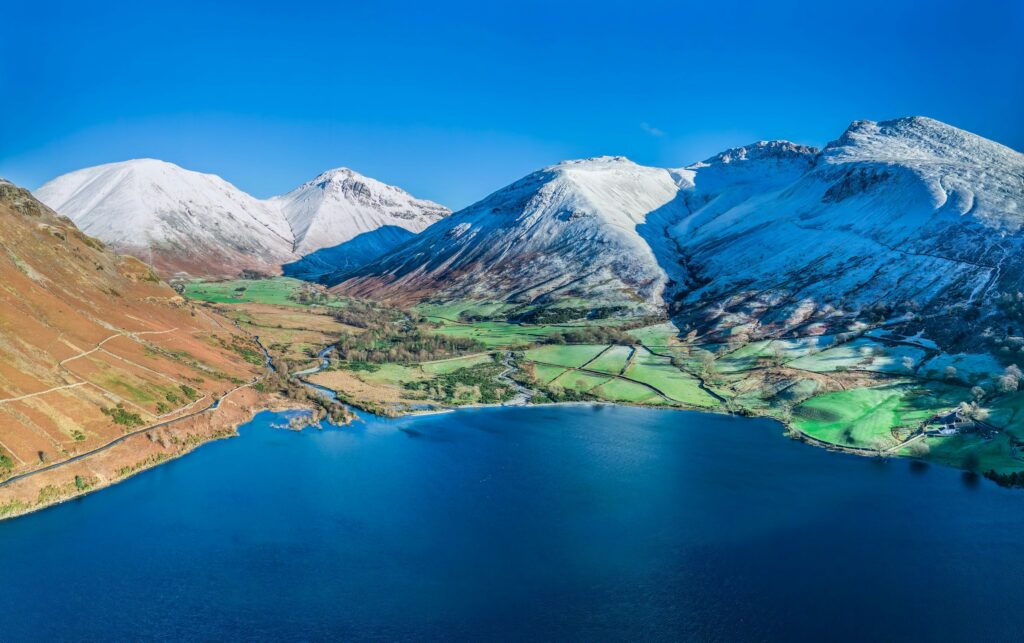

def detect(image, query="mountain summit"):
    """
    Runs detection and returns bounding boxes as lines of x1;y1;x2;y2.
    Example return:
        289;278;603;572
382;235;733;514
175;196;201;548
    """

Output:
35;159;296;276
271;167;449;255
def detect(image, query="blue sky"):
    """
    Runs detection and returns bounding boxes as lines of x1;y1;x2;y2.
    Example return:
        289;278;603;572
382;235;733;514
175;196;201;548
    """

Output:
1;0;1021;209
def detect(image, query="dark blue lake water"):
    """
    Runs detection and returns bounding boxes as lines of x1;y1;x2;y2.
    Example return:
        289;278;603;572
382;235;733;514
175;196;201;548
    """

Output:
1;404;1022;641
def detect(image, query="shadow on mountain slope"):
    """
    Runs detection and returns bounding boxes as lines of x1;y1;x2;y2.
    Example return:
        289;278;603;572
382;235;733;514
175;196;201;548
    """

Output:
634;188;696;337
283;225;416;284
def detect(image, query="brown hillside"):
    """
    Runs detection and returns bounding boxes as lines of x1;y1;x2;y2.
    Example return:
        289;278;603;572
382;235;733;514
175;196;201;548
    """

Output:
0;179;266;512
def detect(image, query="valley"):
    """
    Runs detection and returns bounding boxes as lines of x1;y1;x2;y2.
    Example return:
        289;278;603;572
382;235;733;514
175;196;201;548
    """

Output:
183;274;1024;483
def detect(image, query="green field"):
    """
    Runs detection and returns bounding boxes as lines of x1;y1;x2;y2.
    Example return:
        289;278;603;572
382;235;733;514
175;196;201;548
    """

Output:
523;344;610;368
714;337;839;373
551;370;611;393
184;278;345;308
916;432;1024;474
627;322;681;347
593;378;661;403
793;383;973;450
350;363;427;387
918;352;1002;385
624;350;717;407
419;353;494;375
713;340;781;373
771;378;821;406
181;280;1024;477
786;338;926;374
428;321;581;347
530;363;569;384
520;343;716;408
587;345;633;374
416;301;519;322
343;354;496;387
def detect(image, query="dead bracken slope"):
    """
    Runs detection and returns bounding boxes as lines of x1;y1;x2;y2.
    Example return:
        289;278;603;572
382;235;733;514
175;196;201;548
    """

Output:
0;179;265;512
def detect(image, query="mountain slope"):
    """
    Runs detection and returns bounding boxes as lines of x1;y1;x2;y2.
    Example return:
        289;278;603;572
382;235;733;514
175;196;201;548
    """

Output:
671;116;1024;349
271;167;449;255
332;156;689;314
35;159;297;277
0;178;265;513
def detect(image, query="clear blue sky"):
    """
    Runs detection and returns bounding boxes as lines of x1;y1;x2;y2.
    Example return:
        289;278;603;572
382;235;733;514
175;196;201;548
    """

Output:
1;0;1021;209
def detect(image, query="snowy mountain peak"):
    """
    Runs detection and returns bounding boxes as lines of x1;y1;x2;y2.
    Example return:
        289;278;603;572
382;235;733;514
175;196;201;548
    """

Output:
35;159;297;276
315;166;357;180
550;155;636;170
309;167;372;190
819;116;1024;229
332;157;687;312
272;167;450;255
680;140;818;195
825;116;1023;164
664;116;1024;350
693;140;819;168
330;115;1024;350
36;158;292;241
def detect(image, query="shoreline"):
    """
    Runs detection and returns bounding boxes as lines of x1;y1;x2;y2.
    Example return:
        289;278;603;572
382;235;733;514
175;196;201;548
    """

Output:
0;386;753;522
0;391;977;523
0;388;313;522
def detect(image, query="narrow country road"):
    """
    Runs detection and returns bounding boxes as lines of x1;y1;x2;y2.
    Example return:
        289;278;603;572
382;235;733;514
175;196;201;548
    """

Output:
0;378;258;490
0;331;276;490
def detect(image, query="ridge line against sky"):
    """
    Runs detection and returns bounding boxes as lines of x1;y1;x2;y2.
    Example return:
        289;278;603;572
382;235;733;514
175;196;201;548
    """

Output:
1;0;1021;210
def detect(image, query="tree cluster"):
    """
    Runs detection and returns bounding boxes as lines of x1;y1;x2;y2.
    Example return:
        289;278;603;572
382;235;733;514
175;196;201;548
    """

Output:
335;327;484;364
542;326;635;346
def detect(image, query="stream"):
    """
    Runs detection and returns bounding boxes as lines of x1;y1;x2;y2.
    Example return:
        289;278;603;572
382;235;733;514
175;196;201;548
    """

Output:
293;345;339;403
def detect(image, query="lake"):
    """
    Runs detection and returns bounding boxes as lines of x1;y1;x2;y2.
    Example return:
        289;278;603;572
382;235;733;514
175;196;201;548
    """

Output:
1;404;1022;641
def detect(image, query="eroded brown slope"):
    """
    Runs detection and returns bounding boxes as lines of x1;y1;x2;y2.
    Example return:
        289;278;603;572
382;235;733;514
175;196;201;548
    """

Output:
0;180;269;516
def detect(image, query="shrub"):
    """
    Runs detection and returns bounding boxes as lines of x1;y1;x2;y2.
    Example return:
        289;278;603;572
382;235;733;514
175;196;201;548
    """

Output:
101;404;145;429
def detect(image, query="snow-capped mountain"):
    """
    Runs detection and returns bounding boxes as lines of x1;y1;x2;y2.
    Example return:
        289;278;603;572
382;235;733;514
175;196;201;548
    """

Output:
35;161;447;278
333;156;690;313
270;167;449;255
35;159;297;277
671;116;1024;347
